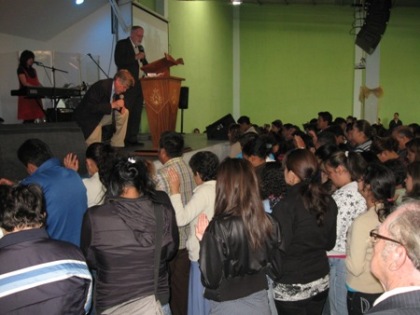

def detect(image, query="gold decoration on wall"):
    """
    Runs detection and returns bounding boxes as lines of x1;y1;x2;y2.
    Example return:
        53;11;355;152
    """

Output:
359;86;384;103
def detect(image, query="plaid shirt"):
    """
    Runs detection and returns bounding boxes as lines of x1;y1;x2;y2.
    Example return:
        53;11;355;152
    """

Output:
156;157;196;249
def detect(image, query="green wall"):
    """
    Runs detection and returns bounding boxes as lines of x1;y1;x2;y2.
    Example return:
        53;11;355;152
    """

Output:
380;7;420;127
168;0;233;133
163;3;419;132
240;5;355;128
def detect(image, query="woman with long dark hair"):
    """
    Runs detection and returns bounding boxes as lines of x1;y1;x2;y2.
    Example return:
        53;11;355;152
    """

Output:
345;163;396;314
271;149;338;315
17;50;44;122
196;158;283;314
81;156;179;314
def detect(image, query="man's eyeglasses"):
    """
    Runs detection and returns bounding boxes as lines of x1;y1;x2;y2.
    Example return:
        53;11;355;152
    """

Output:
369;229;404;246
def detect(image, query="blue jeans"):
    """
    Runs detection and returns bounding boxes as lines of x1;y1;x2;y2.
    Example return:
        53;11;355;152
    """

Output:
323;258;348;315
209;290;270;315
267;277;278;315
188;261;210;315
162;303;172;315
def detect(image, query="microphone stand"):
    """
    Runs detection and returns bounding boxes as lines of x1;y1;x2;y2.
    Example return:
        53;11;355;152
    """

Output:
36;63;68;122
87;53;109;78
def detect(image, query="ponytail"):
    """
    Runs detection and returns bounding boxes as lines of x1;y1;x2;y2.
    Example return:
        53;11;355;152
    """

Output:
285;149;330;226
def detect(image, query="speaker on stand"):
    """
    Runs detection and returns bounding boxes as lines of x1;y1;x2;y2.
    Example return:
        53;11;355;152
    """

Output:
179;86;189;134
355;0;392;54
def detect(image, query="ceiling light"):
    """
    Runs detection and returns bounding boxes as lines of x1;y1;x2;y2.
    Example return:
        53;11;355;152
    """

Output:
232;0;242;5
75;0;84;5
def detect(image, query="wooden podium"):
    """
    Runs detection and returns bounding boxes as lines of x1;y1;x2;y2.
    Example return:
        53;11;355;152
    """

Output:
140;54;184;149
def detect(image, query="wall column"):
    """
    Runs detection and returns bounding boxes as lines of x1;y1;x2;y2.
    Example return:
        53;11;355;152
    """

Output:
364;46;381;123
232;6;240;119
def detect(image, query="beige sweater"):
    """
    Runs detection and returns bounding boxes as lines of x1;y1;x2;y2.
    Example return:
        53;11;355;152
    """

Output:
345;206;384;293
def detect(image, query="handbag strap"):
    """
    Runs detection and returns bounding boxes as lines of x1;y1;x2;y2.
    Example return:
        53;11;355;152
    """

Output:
153;203;163;298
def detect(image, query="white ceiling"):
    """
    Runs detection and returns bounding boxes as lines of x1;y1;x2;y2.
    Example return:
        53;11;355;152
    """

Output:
0;0;107;41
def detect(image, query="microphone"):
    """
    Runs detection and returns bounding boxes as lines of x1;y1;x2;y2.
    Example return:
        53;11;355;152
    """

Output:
113;94;124;101
87;53;92;57
33;61;43;65
138;45;148;65
114;94;124;112
118;94;124;111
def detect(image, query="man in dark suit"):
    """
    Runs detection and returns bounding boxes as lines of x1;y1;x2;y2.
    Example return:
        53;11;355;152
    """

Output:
114;25;148;146
73;69;134;148
367;200;420;315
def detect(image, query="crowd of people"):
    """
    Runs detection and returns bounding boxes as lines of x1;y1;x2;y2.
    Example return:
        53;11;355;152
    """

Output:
7;16;420;315
226;113;420;315
1;107;420;315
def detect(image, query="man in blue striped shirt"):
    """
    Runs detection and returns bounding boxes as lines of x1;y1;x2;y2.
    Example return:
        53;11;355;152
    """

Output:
0;184;92;314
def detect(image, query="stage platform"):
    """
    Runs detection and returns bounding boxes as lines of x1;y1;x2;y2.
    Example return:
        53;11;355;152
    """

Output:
0;122;230;180
121;133;230;169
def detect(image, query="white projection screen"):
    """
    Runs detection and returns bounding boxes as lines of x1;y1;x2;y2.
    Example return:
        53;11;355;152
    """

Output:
132;4;169;64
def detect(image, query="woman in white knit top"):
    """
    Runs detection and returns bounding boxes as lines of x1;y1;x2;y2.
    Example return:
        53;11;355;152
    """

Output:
322;151;367;315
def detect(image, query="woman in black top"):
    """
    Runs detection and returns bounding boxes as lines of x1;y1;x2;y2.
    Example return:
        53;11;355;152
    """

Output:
197;158;284;315
81;156;179;314
271;149;338;315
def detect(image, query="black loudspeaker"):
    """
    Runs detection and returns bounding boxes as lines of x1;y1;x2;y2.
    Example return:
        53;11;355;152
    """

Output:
179;87;189;109
46;108;74;122
356;0;392;54
206;114;236;140
0;122;87;181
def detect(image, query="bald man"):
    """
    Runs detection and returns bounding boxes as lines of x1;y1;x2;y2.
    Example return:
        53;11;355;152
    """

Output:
368;200;420;314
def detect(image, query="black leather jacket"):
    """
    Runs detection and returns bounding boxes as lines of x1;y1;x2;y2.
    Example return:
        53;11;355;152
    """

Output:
199;214;284;302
